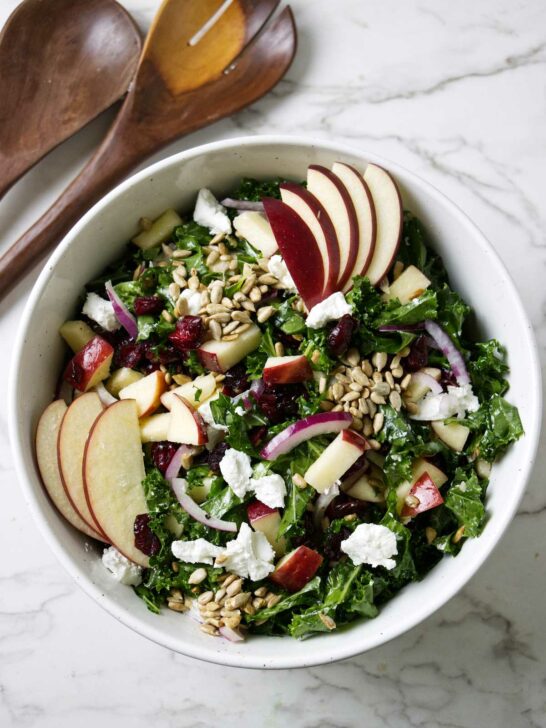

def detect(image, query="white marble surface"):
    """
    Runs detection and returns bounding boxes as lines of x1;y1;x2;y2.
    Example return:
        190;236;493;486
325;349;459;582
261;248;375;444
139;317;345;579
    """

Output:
1;0;545;725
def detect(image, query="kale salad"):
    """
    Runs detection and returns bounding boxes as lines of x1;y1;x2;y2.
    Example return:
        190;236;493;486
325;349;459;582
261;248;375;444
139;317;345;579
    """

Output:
37;161;523;642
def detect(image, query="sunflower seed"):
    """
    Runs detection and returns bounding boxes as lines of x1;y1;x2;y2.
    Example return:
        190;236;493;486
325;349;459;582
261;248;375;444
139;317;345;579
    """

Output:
257;305;275;323
188;568;207;585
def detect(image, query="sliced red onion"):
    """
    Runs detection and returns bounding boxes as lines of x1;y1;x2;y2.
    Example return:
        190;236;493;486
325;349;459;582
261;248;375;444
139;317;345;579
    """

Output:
105;280;138;340
424;320;469;385
313;483;340;530
221;198;264;212
170;477;237;532
93;382;117;406
165;445;195;480
219;625;245;642
410;370;443;396
260;412;352;461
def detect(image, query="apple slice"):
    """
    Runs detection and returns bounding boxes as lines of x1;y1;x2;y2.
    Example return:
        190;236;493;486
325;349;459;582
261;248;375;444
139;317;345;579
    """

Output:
161;373;216;410
411;458;448;488
401;472;444;518
304;429;370;493
431;420;470;452
280;182;339;296
331;162;376;289
84;399;149;567
233;211;278;257
363;163;403;284
139;412;171;443
167;395;207;445
263;355;313;385
58;392;105;537
197;323;262;373
132;208;182;250
63;335;114;392
346;465;385;504
36;400;100;539
119;370;167;417
307;165;358;289
270;545;323;592
262;198;325;309
384;265;431;304
105;367;144;397
247;500;286;557
59;320;96;353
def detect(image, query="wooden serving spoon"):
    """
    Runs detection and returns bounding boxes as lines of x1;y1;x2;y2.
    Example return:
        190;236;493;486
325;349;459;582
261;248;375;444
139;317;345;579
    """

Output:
0;0;141;199
0;0;296;299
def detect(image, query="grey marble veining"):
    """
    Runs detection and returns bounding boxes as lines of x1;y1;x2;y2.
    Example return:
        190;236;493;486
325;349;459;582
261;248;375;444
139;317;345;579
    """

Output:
1;1;545;726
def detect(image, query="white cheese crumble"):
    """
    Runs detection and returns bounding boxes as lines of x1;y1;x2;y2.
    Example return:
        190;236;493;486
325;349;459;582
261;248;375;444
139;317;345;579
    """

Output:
306;291;352;329
234;405;246;417
410;383;480;421
341;523;398;570
249;474;287;509
214;522;275;580
193;188;232;235
102;546;142;585
171;538;223;565
82;292;120;332
268;255;296;291
178;288;203;316
219;448;253;498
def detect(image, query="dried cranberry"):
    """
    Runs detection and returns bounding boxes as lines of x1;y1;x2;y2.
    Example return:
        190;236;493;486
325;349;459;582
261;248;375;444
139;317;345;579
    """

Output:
169;316;204;351
150;441;179;474
134;514;160;556
222;363;249;397
207;442;229;473
134;295;164;316
114;341;144;369
327;314;356;357
323;526;353;562
405;335;428;372
157;342;181;366
252;382;304;424
249;426;268;447
326;494;367;520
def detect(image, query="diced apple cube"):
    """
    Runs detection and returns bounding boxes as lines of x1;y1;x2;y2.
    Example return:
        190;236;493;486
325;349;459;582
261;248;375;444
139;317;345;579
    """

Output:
105;367;145;397
167;395;208;445
384;265;431;304
270;545;323;592
304;429;370;493
59;320;96;353
401;472;444;518
431;420;470;452
263;355;313;385
197;324;262;373
161;373;216;409
63;335;114;392
119;370;167;418
247;500;286;557
233;211;278;257
139;412;171;442
411;457;448;488
132;209;182;250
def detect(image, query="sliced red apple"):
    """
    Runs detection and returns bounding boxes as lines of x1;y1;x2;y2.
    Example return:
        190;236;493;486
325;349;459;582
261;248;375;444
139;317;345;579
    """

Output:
307;165;358;289
119;370;167;417
247;500;286;557
270;545;323;592
279;182;339;296
105;367;144;397
58;392;105;537
384;265;431;303
262;355;313;385
167;394;207;445
139;412;171;442
59;320;96;353
197;324;262;373
233;211;278;257
36;400;100;539
363;163;403;285
262;197;325;309
331;162;376;289
431;420;470;452
83;399;149;567
304;429;370;493
161;373;216;410
63;335;114;392
401;472;444;518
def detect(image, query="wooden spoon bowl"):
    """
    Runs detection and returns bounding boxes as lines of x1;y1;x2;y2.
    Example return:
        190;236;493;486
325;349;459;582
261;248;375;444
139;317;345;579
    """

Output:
0;0;141;199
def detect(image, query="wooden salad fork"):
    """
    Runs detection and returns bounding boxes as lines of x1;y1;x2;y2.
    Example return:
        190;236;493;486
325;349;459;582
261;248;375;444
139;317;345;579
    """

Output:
0;0;297;299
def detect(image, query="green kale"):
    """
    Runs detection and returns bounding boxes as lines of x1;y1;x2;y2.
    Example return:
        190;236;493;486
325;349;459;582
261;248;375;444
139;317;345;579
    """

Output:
436;284;470;345
246;577;321;624
468;340;509;398
465;394;523;461
398;212;448;287
299;327;335;372
274;299;307;336
174;221;210;250
444;469;486;539
374;289;437;327
245;325;276;380
232;177;284;202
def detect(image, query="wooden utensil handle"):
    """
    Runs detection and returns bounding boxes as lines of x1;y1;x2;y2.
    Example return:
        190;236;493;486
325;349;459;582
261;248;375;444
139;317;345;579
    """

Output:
0;112;151;299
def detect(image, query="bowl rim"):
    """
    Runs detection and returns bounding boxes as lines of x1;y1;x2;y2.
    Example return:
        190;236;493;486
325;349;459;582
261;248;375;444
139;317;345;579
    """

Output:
9;134;542;669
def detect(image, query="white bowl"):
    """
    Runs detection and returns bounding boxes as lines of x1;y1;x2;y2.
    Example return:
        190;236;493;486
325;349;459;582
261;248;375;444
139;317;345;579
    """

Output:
9;136;541;669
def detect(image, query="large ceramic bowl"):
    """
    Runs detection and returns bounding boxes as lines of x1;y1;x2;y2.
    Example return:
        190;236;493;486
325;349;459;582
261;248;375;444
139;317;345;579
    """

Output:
9;136;541;669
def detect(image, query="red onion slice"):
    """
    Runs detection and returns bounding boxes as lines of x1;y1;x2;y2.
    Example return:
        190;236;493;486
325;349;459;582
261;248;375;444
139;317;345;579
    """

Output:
410;370;443;396
165;444;195;480
221;198;264;212
105;280;138;340
170;478;237;532
260;412;352;461
424;320;469;385
219;625;245;642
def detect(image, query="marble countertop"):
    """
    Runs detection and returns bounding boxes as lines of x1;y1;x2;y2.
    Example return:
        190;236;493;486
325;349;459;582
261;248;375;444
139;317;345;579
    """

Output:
1;1;545;726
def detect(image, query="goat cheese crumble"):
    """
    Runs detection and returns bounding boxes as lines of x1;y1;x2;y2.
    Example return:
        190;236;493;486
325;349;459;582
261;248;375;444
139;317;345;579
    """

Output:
178;288;204;316
171;538;223;565
306;291;352;329
102;546;142;585
249;474;287;509
214;522;275;580
268;255;296;291
219;448;253;498
410;383;480;421
193;188;232;235
82;292;120;332
341;523;398;570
